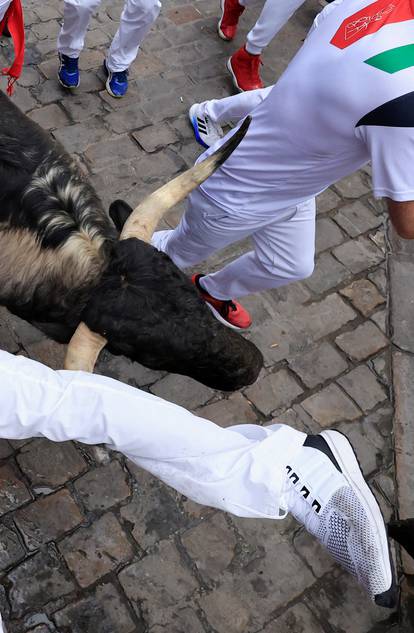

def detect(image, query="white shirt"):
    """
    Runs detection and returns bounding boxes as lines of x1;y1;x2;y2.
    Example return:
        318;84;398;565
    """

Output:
201;0;414;218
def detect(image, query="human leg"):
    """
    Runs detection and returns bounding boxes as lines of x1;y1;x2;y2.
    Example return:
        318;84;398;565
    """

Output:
106;0;161;72
245;0;306;54
200;197;315;299
57;0;101;58
0;350;397;605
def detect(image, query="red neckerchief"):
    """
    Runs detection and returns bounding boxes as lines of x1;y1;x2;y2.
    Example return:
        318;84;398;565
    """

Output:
0;0;25;95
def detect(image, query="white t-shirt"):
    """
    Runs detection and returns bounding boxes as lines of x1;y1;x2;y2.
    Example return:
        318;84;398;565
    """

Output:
201;0;414;218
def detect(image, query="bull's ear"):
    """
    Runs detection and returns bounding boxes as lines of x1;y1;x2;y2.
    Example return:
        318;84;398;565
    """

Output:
109;199;134;232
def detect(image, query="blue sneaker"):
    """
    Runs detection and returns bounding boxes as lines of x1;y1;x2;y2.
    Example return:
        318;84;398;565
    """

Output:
103;60;129;98
58;53;80;89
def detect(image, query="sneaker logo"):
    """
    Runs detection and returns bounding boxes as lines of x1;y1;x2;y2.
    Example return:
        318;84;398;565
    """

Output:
286;465;321;515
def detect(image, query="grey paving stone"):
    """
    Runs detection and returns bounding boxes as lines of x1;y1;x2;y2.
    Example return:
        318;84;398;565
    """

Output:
305;252;351;295
25;338;66;370
393;352;414;574
54;583;136;633
335;322;388;361
133;122;178;152
334;200;381;237
245;369;303;416
150;607;205;633
305;572;394;632
53;116;109;154
73;461;131;512
262;602;324;632
59;513;134;588
104;105;151;133
96;353;164;386
301;384;361;426
17;439;87;488
0;524;25;571
370;350;390;385
333;236;384;274
182;513;237;582
197;393;258;427
8;549;75;617
315;217;345;253
334;171;371;198
368;266;387;295
339;278;385;316
338;407;393;476
389;255;414;353
316;188;341;214
28;104;69;130
84;135;140;171
0;440;14;459
120;467;186;550
289;342;348;389
198;541;315;632
14;489;84;551
337;365;387;412
0;464;31;514
61;92;107;122
119;540;198;627
150;373;215;409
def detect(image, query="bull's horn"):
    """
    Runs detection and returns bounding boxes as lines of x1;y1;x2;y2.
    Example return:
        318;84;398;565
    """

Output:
120;115;251;242
64;322;107;371
64;116;251;373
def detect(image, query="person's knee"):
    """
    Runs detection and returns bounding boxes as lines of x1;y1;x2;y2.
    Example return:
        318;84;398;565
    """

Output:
292;256;314;281
258;251;314;282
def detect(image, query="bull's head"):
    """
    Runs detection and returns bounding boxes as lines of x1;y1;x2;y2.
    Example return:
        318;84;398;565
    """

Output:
64;118;264;390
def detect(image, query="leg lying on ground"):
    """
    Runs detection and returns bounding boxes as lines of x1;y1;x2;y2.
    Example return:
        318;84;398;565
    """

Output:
0;351;396;606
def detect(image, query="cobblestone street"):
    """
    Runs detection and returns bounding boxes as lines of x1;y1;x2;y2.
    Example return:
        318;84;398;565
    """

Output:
0;0;412;631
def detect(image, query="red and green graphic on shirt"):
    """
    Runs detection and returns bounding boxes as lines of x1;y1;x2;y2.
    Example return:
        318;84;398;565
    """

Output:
331;0;414;49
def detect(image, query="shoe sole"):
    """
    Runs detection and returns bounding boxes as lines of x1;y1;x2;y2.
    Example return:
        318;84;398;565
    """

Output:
204;301;249;331
320;430;395;605
226;57;244;92
57;73;79;89
218;0;233;40
105;77;125;98
188;104;210;149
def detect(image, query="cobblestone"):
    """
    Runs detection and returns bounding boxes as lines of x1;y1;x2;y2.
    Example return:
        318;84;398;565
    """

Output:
197;392;258;427
0;525;25;571
0;464;31;514
335;322;388;361
305;252;351;295
59;513;134;587
245;369;303;415
73;460;131;512
262;603;322;632
315;217;345;253
289;342;348;388
334;200;381;237
337;365;387;412
150;373;215;409
14;489;84;550
301;384;361;426
16;439;87;488
333;236;384;273
339;278;385;316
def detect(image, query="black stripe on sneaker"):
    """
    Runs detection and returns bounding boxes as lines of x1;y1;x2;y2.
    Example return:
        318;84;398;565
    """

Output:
303;435;342;473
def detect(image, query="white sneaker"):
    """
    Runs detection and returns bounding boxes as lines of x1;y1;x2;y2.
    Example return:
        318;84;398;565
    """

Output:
284;430;396;607
189;103;224;149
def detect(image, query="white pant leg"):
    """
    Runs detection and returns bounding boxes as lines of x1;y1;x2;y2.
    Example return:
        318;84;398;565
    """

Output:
203;197;315;298
201;86;273;125
152;190;315;300
106;0;161;72
0;0;12;23
58;0;101;58
0;351;305;518
244;0;307;55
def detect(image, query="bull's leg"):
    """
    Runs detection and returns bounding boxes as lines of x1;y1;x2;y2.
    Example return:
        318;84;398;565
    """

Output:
0;350;397;607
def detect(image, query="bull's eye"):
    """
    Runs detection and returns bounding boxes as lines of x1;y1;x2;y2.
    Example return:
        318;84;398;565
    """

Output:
120;274;128;288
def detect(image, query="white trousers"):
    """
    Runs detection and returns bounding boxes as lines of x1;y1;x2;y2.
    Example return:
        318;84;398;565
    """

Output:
240;0;306;54
58;0;161;71
0;351;305;519
0;0;11;23
153;86;316;299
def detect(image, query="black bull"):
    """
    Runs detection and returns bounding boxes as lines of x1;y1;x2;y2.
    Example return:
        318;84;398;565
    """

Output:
0;91;263;390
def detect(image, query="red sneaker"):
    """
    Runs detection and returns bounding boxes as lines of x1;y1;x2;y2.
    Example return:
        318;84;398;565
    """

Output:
218;0;245;41
192;274;252;330
227;46;264;92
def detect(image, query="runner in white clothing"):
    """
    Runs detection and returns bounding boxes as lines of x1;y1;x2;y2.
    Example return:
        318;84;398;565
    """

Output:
218;0;306;91
0;350;398;622
57;0;161;97
157;0;414;329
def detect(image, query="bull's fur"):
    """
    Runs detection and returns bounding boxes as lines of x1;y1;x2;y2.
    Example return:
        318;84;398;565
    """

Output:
0;91;263;390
